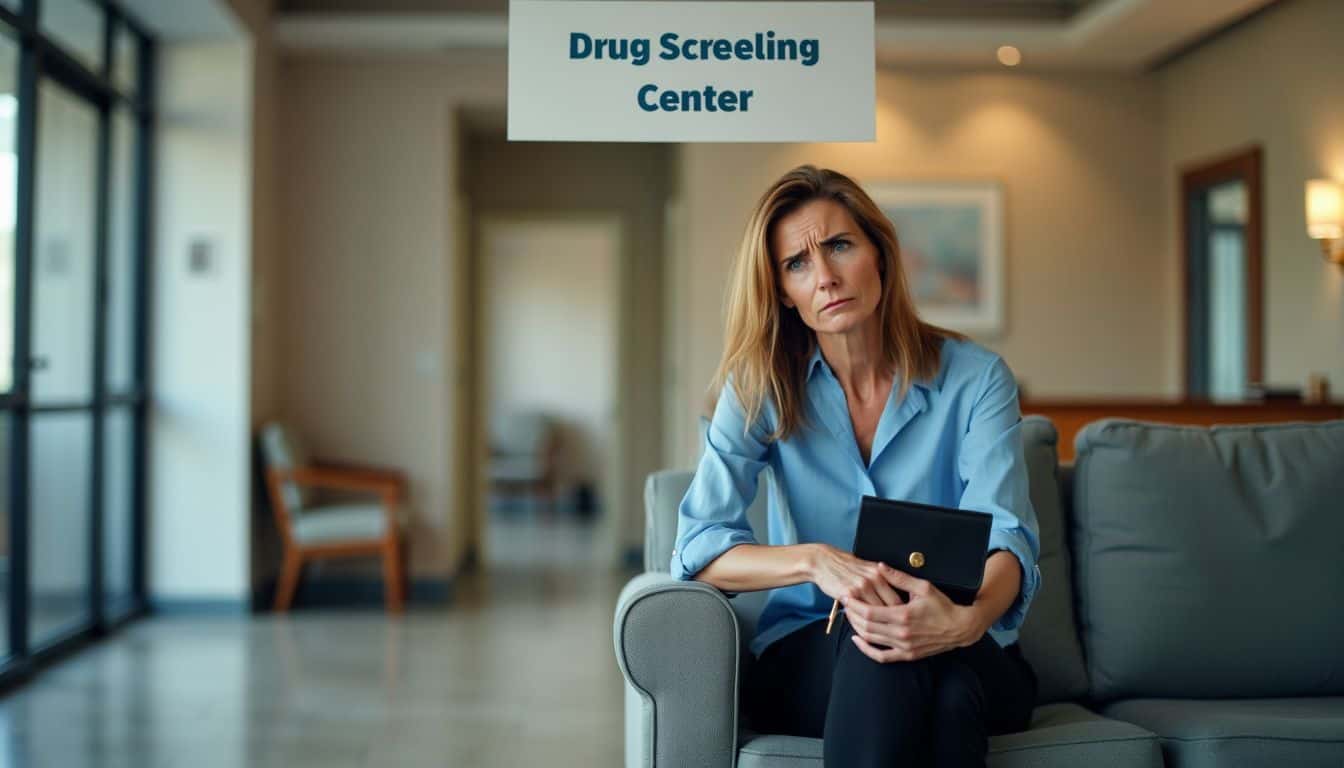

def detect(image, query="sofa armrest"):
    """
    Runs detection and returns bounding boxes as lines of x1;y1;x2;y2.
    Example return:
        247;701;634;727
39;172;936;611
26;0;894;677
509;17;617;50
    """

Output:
614;572;741;768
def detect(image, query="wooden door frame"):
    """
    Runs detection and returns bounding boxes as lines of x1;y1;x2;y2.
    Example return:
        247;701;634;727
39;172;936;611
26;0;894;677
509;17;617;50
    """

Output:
1179;145;1264;397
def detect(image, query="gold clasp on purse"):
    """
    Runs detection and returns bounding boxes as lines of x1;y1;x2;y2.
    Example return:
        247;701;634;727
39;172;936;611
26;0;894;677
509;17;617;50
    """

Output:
908;551;925;568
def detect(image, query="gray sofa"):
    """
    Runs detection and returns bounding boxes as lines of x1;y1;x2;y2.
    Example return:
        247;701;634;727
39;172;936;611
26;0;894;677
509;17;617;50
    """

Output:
613;416;1344;767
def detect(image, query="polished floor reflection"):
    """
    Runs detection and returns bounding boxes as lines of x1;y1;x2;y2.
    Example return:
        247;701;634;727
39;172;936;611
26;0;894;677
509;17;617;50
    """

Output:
0;526;629;767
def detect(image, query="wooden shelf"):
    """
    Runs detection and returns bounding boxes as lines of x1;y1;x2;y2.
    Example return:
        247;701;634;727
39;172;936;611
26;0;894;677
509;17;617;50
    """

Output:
1021;398;1344;462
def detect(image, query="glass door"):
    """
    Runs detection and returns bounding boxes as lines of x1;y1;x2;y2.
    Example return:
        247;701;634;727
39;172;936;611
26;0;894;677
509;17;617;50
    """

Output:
27;77;96;647
0;29;18;662
0;0;152;685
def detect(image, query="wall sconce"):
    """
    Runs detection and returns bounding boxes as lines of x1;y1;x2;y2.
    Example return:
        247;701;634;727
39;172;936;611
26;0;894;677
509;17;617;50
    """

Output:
1306;179;1344;264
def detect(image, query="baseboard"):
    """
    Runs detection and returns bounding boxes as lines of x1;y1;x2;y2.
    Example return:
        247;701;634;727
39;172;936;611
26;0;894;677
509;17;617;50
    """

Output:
251;576;454;611
150;597;250;616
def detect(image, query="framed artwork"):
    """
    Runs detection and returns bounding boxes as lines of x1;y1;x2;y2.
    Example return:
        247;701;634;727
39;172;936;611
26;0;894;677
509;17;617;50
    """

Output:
867;181;1004;336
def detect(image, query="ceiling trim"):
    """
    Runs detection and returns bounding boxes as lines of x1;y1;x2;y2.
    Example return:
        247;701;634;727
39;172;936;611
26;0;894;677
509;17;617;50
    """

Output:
275;13;508;51
273;0;1278;71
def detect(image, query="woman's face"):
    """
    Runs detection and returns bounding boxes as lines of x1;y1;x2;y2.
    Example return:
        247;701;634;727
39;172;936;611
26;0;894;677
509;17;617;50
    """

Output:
772;198;884;336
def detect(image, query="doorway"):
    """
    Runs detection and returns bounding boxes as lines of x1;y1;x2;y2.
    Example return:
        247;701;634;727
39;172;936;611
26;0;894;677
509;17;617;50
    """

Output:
477;214;621;570
453;119;672;579
1181;146;1264;399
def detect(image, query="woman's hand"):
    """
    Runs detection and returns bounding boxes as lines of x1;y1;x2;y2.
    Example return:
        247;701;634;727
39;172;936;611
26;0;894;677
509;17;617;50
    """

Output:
843;563;986;663
807;543;906;608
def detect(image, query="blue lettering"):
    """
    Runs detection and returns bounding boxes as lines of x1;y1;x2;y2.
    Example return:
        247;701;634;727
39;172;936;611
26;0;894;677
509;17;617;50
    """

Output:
637;83;659;111
570;32;592;60
631;37;650;66
659;32;679;61
800;39;819;66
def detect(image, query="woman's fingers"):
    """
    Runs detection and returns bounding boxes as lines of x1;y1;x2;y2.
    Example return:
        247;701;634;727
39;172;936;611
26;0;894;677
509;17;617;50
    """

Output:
844;559;902;607
851;633;913;663
843;583;962;664
878;564;931;598
844;599;908;650
838;564;885;608
870;565;904;606
850;632;953;664
861;582;886;607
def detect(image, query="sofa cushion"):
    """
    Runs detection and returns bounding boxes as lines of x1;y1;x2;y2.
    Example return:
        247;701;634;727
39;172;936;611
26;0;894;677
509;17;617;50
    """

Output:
1101;698;1344;768
645;466;772;638
1072;419;1344;701
736;703;1162;768
644;469;692;572
1016;416;1089;704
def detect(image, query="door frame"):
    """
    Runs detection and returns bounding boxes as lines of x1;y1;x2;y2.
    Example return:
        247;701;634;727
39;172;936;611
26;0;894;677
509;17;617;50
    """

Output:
468;210;626;569
1179;145;1264;397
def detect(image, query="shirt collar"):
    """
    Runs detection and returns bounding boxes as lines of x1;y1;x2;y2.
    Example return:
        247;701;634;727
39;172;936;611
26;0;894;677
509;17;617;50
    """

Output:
805;337;948;393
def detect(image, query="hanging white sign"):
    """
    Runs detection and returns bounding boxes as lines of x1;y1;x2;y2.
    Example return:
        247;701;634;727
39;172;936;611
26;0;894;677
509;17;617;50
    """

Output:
508;1;875;142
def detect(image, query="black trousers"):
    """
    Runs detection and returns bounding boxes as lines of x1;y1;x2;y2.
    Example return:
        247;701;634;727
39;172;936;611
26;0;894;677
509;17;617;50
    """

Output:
744;617;1038;767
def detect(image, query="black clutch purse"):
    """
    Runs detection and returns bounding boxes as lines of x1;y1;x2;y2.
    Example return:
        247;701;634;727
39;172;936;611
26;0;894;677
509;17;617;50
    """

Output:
852;495;993;605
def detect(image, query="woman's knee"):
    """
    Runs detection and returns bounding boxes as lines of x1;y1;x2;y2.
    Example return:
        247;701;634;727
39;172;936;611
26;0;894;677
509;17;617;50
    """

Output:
834;645;936;700
934;664;986;722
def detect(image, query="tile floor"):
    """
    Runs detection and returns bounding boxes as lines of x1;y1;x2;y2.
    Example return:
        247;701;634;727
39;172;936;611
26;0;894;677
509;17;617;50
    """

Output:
0;514;632;768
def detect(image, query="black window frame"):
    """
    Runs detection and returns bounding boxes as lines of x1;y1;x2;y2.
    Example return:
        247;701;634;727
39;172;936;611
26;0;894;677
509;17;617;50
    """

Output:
0;0;154;691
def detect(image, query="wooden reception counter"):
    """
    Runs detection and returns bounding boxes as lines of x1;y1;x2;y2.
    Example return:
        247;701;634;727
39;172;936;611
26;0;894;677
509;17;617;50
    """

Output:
1020;399;1344;463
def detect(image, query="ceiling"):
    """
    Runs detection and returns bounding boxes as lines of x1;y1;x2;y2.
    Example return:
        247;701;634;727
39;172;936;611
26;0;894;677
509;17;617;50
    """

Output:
277;0;1105;19
270;0;1282;71
121;0;244;41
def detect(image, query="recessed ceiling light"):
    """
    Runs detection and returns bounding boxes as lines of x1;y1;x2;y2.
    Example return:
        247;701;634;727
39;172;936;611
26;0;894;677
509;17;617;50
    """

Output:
997;45;1022;67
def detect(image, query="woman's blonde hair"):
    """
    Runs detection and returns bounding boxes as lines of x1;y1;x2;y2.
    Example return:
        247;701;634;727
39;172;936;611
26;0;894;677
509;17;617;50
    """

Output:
713;165;963;442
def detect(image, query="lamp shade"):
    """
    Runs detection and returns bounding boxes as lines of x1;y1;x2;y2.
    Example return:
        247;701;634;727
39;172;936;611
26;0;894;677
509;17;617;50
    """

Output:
1306;179;1344;239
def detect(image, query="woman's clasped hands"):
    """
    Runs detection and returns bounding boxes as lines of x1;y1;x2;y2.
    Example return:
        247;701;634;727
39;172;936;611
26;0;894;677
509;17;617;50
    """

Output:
808;543;987;664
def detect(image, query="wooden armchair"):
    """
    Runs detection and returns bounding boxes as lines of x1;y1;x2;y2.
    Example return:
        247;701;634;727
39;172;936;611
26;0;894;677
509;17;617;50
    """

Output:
259;422;408;613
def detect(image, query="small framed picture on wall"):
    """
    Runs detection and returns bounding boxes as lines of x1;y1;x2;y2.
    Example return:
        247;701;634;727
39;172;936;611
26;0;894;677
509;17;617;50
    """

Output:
866;180;1004;336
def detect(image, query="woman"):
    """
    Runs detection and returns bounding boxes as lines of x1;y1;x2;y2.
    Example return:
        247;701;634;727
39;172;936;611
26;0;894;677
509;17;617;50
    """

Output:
671;165;1040;767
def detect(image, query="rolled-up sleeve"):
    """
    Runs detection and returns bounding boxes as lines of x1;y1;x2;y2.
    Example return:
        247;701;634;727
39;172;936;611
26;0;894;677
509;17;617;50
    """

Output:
670;380;769;581
956;356;1042;634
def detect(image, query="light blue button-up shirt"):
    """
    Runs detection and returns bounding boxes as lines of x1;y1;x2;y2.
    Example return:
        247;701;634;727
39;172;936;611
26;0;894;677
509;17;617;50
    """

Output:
671;336;1041;658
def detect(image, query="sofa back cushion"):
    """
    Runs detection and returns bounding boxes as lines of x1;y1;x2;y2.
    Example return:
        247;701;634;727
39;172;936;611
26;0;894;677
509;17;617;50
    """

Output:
1071;419;1344;700
1016;416;1090;704
645;466;772;638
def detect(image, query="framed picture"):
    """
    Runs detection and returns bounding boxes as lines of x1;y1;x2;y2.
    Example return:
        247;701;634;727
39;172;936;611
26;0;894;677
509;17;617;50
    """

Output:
866;180;1004;336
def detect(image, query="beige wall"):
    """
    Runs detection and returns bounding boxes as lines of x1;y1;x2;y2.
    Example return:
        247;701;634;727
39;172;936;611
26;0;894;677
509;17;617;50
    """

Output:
277;53;506;576
277;60;1172;551
670;70;1167;463
151;41;254;600
272;0;1344;569
1158;0;1344;395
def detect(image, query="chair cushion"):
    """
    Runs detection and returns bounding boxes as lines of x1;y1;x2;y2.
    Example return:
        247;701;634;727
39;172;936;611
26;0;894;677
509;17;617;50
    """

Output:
1016;416;1089;704
736;703;1161;768
260;422;314;512
1101;698;1344;768
292;503;389;544
1072;419;1344;700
